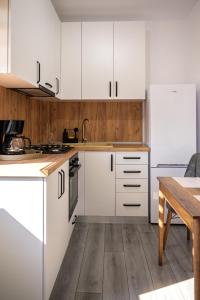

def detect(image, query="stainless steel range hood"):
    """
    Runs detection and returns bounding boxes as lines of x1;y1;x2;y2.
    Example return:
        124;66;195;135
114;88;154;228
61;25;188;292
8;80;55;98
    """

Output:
12;84;55;97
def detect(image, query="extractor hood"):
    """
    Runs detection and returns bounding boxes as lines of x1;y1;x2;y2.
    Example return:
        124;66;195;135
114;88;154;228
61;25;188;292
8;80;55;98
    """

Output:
12;84;55;98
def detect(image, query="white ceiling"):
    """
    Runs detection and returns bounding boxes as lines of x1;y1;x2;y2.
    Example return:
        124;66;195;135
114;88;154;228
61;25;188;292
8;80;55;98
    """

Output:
51;0;198;21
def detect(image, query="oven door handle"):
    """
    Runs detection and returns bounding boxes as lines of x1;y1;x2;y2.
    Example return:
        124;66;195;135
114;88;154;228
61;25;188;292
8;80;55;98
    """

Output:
58;171;62;199
69;164;81;177
61;169;65;195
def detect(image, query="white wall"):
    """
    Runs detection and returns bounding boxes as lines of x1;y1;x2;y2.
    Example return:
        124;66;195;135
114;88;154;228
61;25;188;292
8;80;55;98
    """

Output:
186;0;200;150
146;20;188;86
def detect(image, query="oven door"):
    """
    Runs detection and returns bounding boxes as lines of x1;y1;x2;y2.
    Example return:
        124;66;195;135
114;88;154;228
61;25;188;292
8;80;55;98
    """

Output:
69;164;81;221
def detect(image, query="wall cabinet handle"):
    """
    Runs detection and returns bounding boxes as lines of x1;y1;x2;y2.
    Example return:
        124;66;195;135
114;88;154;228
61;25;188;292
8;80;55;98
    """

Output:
111;154;113;172
56;77;60;95
37;61;41;84
115;81;118;97
123;157;141;160
123;203;141;207
45;82;53;88
123;170;141;174
123;184;141;188
109;81;112;98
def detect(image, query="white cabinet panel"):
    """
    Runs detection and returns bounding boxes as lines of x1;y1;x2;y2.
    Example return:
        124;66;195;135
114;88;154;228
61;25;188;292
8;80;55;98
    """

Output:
114;22;145;99
116;179;148;193
61;22;82;99
85;152;115;216
82;22;113;100
0;178;44;300
116;152;148;165
116;193;148;216
116;164;148;179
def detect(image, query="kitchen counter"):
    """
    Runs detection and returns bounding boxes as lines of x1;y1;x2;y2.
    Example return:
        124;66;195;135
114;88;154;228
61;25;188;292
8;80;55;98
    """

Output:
0;144;150;177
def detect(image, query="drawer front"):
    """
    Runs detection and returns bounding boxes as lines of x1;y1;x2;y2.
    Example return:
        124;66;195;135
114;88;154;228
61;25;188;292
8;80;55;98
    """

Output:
116;179;148;193
116;152;148;165
116;193;148;216
116;165;148;179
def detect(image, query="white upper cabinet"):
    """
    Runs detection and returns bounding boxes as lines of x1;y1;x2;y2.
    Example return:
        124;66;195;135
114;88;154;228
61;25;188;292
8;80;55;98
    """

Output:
82;22;114;100
0;0;61;93
114;22;146;100
61;22;82;100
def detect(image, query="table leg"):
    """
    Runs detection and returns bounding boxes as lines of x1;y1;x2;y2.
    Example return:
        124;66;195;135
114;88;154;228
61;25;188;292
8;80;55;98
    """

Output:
193;218;200;300
159;187;165;266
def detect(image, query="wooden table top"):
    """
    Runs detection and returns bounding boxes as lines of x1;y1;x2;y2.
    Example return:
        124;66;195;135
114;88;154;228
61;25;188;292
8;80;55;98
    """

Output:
158;177;200;219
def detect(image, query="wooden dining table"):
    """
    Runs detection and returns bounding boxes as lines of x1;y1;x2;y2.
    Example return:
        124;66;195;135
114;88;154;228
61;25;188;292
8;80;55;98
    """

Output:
158;177;200;300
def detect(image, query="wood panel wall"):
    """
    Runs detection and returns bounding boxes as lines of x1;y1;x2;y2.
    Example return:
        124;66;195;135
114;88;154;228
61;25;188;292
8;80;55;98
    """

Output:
0;86;49;144
49;101;143;142
0;86;143;143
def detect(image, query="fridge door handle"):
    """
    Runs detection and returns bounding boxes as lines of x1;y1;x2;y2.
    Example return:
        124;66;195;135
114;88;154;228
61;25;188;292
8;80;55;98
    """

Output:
156;164;188;168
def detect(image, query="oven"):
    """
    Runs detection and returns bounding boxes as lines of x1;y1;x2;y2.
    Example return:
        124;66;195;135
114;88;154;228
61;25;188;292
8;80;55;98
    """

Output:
69;153;81;221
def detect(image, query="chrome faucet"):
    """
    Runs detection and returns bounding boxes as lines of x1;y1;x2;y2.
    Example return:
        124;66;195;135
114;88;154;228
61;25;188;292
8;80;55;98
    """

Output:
81;118;89;143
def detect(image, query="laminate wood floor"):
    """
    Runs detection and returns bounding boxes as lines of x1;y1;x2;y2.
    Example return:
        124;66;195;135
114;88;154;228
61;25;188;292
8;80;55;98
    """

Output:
50;223;194;300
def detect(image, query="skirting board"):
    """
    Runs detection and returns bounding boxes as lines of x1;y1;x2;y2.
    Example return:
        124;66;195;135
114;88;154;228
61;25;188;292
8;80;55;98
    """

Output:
77;216;148;224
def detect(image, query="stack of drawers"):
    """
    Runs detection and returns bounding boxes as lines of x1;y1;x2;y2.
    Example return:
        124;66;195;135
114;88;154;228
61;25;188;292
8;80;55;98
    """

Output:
116;152;148;216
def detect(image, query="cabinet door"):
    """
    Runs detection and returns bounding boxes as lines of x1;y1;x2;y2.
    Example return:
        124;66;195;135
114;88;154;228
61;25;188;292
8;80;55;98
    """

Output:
85;152;115;216
0;178;44;300
114;22;145;99
82;22;113;100
44;161;69;300
61;22;81;99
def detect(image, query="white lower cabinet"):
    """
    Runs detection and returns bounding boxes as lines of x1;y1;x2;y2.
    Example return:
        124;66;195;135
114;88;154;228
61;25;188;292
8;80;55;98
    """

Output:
0;160;75;300
85;152;115;216
116;152;149;217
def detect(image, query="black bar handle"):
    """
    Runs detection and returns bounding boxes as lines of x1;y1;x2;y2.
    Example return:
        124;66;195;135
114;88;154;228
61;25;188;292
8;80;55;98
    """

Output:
45;82;53;88
123;157;141;160
37;61;40;84
56;77;59;95
111;154;113;172
61;169;65;195
109;81;112;97
123;170;141;174
58;171;62;199
115;81;118;97
123;184;141;188
123;203;141;207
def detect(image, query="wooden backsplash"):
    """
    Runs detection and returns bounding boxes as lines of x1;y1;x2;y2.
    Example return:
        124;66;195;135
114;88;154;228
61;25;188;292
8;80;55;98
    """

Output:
49;102;143;142
0;86;143;143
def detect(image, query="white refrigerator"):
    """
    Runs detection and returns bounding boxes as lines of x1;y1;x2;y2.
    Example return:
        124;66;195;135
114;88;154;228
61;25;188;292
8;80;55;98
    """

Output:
148;84;197;223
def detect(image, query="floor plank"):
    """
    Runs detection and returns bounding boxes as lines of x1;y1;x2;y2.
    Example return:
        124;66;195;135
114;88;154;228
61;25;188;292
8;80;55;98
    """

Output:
105;224;123;252
122;224;155;300
138;224;184;300
103;252;129;300
50;223;89;300
75;292;102;300
77;224;105;293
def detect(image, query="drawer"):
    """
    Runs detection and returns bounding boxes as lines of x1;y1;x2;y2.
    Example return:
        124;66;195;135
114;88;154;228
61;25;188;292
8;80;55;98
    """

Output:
116;165;148;179
116;152;148;165
116;193;148;216
116;179;148;193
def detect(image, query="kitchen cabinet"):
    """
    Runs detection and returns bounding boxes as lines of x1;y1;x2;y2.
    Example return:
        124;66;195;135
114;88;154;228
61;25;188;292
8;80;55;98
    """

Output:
85;152;115;216
0;0;61;93
0;160;74;300
82;21;145;100
82;22;114;100
115;152;148;216
114;22;145;99
61;22;82;100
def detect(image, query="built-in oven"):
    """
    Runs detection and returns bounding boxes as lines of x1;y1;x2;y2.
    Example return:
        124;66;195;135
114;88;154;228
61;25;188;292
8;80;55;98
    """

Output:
69;153;81;221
